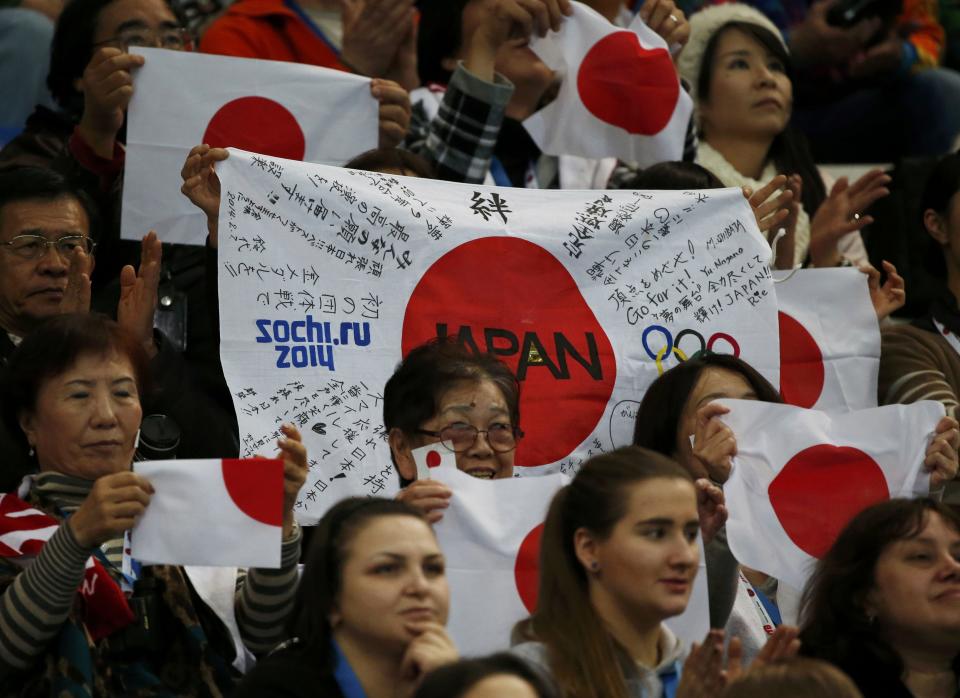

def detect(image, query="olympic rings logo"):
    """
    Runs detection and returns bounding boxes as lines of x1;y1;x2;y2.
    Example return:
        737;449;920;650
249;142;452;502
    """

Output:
641;325;741;375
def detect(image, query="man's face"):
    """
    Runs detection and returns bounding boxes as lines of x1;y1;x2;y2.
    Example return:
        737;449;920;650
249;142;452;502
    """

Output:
0;197;90;337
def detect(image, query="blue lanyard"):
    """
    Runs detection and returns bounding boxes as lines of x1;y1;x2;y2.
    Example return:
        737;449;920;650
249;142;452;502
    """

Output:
752;586;782;626
333;640;367;698
490;157;539;188
661;659;681;698
283;0;342;57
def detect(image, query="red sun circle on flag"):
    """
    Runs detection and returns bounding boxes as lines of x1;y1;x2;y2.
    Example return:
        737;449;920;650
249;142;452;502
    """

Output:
768;444;889;558
401;237;617;467
515;523;544;613
221;458;284;526
576;31;679;135
202;97;306;160
778;311;825;409
426;450;442;468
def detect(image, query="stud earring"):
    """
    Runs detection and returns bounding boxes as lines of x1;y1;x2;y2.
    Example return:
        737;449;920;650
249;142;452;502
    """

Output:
590;561;600;572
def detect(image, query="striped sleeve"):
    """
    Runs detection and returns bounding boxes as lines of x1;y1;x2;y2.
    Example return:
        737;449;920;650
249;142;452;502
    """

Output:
879;329;960;418
234;526;302;655
0;524;90;673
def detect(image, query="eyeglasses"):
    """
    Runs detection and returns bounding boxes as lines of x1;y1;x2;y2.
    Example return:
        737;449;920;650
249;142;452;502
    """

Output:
416;423;524;454
0;235;97;260
93;26;194;52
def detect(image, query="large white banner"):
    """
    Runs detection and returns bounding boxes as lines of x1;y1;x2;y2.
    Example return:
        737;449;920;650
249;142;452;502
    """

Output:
123;48;377;245
217;149;780;521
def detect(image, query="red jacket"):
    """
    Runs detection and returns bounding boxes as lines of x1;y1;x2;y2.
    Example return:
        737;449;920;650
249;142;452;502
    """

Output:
199;0;347;70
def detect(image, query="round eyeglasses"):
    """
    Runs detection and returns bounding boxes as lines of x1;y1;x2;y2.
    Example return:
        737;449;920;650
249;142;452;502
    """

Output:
416;423;524;454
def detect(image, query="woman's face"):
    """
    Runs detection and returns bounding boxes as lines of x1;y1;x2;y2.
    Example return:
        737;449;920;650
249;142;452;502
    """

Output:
419;378;517;479
676;366;757;482
20;351;142;479
332;515;449;655
867;512;960;651
584;477;700;626
698;27;793;144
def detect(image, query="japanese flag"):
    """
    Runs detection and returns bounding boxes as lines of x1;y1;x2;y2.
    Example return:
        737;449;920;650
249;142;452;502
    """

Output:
775;268;880;412
123;47;378;245
524;1;692;164
433;467;708;653
132;458;284;567
719;399;943;590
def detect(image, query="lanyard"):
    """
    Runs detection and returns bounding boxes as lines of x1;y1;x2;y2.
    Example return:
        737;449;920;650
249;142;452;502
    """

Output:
489;157;539;189
933;318;960;359
90;533;141;594
738;571;778;635
283;0;341;57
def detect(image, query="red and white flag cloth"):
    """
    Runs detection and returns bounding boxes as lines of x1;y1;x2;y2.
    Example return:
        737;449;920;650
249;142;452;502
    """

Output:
718;399;943;590
432;467;708;654
0;493;134;639
524;1;692;164
122;47;378;245
412;442;457;480
775;268;880;412
132;458;284;567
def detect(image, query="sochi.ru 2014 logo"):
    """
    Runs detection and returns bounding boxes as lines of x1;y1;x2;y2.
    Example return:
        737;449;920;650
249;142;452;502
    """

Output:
254;316;371;370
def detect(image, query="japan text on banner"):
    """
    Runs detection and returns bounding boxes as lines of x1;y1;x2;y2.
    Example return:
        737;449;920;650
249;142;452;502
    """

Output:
122;47;377;245
434;466;708;654
131;458;284;567
775;268;880;412
216;149;780;522
719;399;943;590
524;1;692;164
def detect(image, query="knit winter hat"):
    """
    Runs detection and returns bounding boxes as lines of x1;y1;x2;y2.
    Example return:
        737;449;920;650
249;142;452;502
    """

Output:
676;3;788;94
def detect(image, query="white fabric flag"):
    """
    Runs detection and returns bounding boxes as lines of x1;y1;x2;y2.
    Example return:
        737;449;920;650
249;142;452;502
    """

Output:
719;399;943;590
434;466;708;654
132;458;284;567
216;149;779;521
524;1;692;164
775;268;880;411
122;47;377;245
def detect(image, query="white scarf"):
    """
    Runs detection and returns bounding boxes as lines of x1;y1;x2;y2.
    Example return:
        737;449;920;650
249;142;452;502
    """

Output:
696;141;811;264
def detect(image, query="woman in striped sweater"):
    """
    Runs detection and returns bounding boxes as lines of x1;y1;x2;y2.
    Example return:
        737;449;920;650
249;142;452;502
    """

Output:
0;313;307;696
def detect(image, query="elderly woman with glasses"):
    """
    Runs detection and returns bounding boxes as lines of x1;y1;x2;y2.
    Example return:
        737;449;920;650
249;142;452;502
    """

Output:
384;339;523;523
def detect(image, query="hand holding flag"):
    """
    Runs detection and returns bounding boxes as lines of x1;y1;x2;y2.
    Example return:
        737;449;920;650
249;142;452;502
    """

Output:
69;471;154;548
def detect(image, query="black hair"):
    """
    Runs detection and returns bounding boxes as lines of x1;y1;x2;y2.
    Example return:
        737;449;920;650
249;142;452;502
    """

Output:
284;497;430;671
618;161;726;190
697;21;826;217
0;167;101;242
632;353;782;460
413;652;560;698
344;148;437;178
416;0;469;86
48;0;183;117
921;150;960;216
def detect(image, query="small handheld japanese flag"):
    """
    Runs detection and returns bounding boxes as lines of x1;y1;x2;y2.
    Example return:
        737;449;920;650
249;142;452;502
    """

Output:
719;399;943;590
524;1;692;164
123;47;378;245
411;442;457;480
132;458;284;567
775;268;880;412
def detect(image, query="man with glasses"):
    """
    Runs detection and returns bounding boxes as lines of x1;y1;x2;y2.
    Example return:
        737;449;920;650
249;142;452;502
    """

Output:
0;166;239;492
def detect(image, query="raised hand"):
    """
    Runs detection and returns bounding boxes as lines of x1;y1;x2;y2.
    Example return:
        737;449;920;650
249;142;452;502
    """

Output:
59;247;94;314
275;423;308;538
395;479;453;524
372;79;412;149
77;48;145;158
692;402;737;483
69;472;154;548
925;416;959;489
809;169;890;267
860;260;905;321
117;231;161;358
639;0;690;49
695;478;727;544
180;144;229;246
339;0;416;79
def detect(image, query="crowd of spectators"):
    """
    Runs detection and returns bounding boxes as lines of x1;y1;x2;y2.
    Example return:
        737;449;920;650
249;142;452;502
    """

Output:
1;0;960;695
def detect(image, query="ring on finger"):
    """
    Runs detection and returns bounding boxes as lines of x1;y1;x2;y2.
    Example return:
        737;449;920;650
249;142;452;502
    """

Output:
669;13;679;21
